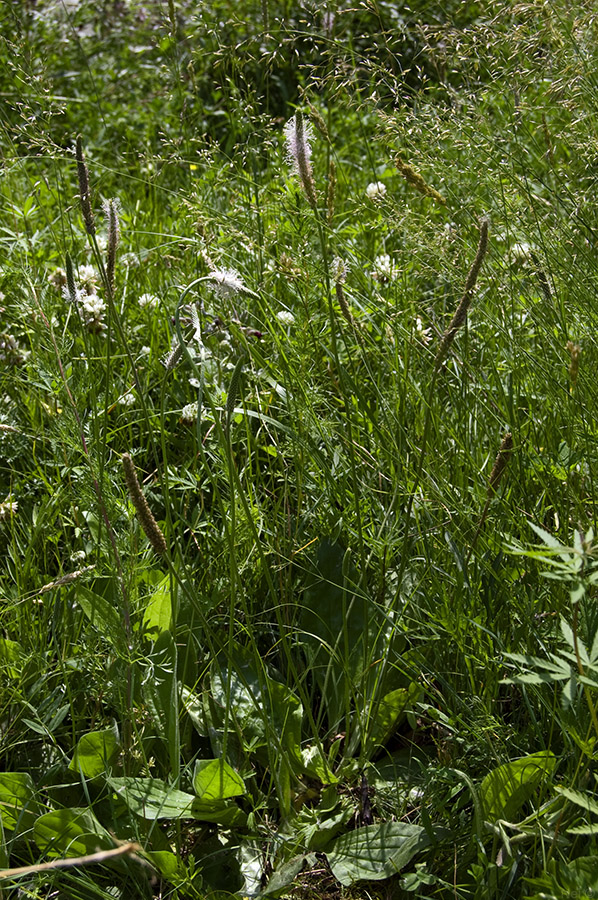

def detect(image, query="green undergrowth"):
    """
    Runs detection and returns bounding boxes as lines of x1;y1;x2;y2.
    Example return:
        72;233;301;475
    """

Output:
1;1;598;898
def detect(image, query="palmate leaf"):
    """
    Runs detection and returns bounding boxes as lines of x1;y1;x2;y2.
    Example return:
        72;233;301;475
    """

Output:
556;785;598;817
503;652;573;687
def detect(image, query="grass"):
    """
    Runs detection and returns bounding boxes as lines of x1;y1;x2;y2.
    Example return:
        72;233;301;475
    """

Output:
2;0;598;897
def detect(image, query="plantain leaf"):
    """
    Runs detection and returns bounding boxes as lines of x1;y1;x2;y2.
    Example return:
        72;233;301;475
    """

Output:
0;772;41;834
326;822;433;886
193;759;246;801
480;751;556;823
70;728;120;778
34;808;113;857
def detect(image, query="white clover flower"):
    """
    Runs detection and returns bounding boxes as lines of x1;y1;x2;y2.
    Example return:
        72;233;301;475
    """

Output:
79;292;105;317
118;392;136;407
372;254;397;282
78;265;98;291
138;293;159;309
181;402;198;424
366;181;386;200
0;499;18;520
207;268;247;297
91;235;108;253
77;290;106;333
276;310;295;326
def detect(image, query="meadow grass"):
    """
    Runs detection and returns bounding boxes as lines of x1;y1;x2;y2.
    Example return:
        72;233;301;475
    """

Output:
1;1;598;898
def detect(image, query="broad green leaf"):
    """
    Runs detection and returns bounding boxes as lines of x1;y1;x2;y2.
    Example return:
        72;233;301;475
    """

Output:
299;541;379;730
193;759;246;801
0;638;24;678
144;631;178;761
108;777;246;827
108;777;197;819
260;853;317;897
145;850;188;885
239;841;263;898
0;772;41;833
181;686;207;735
211;662;303;769
34;808;113;857
142;575;172;637
553;856;598;892
366;683;421;751
327;822;432;886
76;585;127;652
480;751;556;822
70;729;120;778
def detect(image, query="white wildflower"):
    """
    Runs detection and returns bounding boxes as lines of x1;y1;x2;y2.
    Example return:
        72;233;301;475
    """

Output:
366;181;386;200
276;310;295;326
322;10;335;33
181;402;198;424
138;345;151;358
92;235;108;253
118;392;136;407
207;268;247;297
77;290;106;333
138;293;159;309
0;499;18;520
284;115;313;172
372;254;397;282
78;265;98;291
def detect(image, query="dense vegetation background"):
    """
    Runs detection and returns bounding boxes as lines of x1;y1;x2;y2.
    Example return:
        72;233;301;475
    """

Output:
2;1;598;897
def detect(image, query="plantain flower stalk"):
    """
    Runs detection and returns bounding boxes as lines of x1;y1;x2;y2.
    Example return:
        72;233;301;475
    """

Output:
76;136;96;235
122;453;167;555
284;110;317;209
434;218;489;371
103;199;120;295
488;432;514;494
